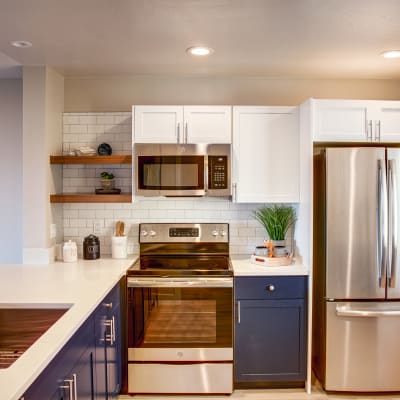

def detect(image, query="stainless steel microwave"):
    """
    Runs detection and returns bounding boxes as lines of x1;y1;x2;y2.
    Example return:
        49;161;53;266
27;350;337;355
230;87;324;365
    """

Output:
134;143;231;197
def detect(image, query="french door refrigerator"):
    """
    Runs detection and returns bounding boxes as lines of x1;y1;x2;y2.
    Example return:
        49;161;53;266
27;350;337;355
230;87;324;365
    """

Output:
313;146;400;392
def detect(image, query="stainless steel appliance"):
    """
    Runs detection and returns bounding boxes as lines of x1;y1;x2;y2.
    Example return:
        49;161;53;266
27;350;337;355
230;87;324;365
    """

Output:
313;146;400;391
127;223;233;394
134;143;231;197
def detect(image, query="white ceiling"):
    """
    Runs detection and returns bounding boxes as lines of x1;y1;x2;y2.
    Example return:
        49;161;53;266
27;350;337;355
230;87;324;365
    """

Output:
0;0;400;79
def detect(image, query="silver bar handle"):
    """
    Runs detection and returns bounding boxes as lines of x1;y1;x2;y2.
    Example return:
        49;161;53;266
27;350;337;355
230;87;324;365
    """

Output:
368;120;373;141
102;302;112;309
374;120;380;141
111;315;116;345
73;373;77;400
128;277;233;288
176;122;180;143
185;122;188;143
103;319;114;344
337;306;400;317
377;159;388;287
59;378;73;400
237;301;241;324
378;120;381;141
388;159;398;287
232;182;237;202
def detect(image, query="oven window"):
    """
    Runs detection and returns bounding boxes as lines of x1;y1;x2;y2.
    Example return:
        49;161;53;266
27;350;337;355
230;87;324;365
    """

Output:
129;287;232;348
138;156;204;190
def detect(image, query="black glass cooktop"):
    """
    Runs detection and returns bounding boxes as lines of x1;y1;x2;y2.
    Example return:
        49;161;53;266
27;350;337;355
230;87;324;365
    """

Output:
127;256;233;277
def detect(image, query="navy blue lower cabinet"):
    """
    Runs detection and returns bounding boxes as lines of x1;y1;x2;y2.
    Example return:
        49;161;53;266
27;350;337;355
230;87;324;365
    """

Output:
94;283;121;399
23;315;95;400
23;280;123;400
234;276;307;386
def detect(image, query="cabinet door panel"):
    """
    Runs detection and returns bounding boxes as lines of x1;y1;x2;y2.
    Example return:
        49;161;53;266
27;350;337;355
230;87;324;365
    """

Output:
24;316;94;399
233;106;299;203
134;106;183;143
184;106;231;144
313;100;370;142
234;299;306;383
375;101;400;142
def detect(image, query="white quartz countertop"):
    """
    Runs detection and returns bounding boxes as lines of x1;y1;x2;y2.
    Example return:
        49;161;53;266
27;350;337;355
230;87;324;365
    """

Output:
0;257;135;400
231;256;309;276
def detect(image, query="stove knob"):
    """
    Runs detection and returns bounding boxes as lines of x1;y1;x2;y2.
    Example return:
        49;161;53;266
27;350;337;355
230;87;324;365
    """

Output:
220;230;227;236
149;230;156;237
212;230;219;237
141;230;148;237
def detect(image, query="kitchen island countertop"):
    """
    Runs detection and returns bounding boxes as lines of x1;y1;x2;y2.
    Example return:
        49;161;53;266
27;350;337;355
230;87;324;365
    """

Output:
0;257;135;400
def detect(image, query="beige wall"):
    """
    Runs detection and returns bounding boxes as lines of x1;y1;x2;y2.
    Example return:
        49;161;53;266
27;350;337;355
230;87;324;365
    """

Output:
65;75;400;112
0;79;23;263
23;66;64;263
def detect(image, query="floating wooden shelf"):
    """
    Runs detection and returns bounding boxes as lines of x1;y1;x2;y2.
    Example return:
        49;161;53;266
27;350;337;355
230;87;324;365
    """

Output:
50;193;132;203
50;155;132;164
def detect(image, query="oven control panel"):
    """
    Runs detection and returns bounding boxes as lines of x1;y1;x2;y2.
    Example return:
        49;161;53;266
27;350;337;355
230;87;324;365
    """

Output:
139;223;229;243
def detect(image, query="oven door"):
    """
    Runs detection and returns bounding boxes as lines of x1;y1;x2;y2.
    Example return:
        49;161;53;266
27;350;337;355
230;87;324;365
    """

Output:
137;155;205;196
127;277;233;362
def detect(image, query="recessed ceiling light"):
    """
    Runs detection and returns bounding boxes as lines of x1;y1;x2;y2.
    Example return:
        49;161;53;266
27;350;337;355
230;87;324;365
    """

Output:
186;46;214;56
382;50;400;59
11;40;32;48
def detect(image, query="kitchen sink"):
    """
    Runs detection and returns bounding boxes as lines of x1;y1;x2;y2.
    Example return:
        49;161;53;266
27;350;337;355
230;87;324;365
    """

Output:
0;305;70;368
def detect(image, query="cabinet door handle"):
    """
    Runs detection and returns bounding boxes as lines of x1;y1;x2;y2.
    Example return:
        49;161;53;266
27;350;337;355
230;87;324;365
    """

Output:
237;301;241;324
368;120;373;141
232;183;237;202
59;378;73;400
177;122;180;143
378;120;381;141
265;284;276;292
185;122;188;143
73;373;78;400
103;302;113;309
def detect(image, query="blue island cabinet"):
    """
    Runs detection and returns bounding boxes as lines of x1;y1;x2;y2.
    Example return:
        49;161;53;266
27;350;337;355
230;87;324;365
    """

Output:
94;283;121;399
23;281;123;400
23;315;95;400
234;276;307;386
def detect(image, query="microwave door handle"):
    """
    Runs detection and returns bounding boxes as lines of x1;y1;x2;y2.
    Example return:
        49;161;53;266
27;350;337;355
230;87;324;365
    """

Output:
204;157;209;192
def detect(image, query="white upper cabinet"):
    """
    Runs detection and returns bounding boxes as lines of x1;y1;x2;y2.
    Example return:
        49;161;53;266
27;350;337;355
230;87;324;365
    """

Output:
183;106;231;143
133;106;183;143
133;105;231;144
232;106;299;203
312;99;400;142
374;101;400;142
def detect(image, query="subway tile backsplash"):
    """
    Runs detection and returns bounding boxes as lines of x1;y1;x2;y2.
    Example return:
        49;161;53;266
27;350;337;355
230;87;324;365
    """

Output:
62;112;272;256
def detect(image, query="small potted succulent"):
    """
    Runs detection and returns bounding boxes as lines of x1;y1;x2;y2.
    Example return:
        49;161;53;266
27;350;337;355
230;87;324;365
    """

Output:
100;171;115;190
253;205;297;256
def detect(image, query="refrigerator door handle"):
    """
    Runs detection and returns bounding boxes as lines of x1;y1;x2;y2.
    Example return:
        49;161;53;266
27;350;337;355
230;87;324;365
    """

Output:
336;305;400;318
388;159;398;288
377;159;388;287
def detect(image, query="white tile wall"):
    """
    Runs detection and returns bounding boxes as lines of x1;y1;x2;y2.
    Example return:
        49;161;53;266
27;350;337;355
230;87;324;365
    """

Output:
62;112;132;194
61;112;292;257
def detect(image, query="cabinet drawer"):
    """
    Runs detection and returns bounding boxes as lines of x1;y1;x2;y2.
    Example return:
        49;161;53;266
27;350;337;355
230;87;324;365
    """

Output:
235;276;307;300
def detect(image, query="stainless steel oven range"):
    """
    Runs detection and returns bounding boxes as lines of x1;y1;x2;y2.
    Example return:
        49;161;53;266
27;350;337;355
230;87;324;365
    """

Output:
127;223;233;394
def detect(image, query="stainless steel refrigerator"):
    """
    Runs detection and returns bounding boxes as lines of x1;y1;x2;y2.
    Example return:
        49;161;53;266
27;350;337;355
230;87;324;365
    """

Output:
313;146;400;392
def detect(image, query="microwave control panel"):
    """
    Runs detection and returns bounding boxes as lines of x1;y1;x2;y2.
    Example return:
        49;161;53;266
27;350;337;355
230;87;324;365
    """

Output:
208;155;228;189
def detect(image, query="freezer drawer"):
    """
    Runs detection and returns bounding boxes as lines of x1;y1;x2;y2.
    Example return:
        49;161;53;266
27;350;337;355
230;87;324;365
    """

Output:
325;301;400;391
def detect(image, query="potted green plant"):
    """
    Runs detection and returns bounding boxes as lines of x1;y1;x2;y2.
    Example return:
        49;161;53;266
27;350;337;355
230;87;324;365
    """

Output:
253;205;297;255
100;171;115;189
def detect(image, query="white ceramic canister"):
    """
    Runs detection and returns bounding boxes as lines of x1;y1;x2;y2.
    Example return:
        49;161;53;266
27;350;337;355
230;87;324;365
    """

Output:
111;236;128;259
63;240;78;262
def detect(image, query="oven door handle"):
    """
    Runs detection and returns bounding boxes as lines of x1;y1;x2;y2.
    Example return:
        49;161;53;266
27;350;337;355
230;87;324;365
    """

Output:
127;277;233;288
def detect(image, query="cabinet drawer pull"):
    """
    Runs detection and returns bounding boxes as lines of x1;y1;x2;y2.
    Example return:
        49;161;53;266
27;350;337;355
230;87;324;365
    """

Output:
265;284;275;292
103;302;113;308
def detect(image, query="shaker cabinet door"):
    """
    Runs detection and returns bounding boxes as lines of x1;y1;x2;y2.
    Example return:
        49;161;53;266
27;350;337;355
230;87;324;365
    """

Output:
232;106;299;203
133;105;183;143
234;298;306;383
